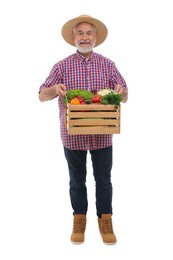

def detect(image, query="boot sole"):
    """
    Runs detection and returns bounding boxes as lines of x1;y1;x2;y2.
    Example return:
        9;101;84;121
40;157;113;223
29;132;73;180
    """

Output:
71;240;84;245
103;241;117;245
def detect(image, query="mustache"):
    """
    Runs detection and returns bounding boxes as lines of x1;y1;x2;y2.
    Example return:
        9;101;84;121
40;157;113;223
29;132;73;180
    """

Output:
79;40;91;44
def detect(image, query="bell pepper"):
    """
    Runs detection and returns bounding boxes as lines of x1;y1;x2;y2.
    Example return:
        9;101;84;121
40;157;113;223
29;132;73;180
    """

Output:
70;97;80;105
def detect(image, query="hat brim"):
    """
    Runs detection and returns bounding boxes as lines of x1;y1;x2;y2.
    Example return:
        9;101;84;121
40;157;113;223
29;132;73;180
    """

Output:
61;15;108;47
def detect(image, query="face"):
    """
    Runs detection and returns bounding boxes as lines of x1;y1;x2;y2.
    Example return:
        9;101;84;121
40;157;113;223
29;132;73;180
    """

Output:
73;22;96;56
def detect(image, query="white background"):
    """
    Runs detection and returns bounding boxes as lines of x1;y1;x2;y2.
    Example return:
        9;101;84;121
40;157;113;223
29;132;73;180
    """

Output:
0;0;173;259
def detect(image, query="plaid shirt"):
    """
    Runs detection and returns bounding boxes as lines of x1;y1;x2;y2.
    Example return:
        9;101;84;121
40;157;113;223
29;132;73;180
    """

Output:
39;51;127;150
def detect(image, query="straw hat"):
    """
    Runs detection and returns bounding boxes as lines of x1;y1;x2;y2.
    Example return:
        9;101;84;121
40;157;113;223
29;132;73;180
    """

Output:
61;15;108;47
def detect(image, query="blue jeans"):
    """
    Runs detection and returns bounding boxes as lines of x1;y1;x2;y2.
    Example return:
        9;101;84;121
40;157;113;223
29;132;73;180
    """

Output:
64;146;113;217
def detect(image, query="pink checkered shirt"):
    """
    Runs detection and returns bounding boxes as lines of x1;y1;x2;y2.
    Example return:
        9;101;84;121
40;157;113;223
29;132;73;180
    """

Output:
39;51;127;150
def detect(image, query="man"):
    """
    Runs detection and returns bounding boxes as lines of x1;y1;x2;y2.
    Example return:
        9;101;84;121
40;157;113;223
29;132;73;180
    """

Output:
39;15;128;244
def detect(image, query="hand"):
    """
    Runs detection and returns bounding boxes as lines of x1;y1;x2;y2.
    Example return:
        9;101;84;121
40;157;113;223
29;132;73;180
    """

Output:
114;84;123;94
55;84;67;98
114;84;128;103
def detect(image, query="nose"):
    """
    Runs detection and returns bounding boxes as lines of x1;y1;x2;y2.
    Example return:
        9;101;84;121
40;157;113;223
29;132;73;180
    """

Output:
82;33;89;40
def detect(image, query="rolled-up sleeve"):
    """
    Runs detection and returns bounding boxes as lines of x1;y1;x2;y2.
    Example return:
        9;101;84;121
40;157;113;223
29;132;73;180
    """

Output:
111;63;127;89
39;63;63;93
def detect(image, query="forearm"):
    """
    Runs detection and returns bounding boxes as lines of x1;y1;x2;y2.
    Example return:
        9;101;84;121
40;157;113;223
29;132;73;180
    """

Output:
38;85;58;102
122;89;128;103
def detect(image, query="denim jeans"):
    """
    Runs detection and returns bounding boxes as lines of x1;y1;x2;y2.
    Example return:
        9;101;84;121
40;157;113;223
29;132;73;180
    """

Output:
64;146;113;217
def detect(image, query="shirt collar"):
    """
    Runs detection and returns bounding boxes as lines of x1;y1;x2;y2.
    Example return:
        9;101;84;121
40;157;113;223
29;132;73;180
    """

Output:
76;50;94;62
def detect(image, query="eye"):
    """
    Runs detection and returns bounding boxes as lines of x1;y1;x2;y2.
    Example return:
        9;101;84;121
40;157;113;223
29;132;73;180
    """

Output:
76;31;83;36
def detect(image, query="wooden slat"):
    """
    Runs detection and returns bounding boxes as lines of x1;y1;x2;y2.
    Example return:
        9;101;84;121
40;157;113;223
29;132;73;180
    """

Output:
68;119;120;126
67;104;120;111
68;111;119;118
68;126;120;135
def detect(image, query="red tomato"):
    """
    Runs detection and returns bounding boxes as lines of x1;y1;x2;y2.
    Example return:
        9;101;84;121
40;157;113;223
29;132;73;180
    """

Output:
91;94;102;103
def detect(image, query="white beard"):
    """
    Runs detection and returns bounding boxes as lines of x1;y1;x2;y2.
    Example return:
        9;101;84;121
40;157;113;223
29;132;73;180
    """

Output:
75;40;96;54
77;45;93;53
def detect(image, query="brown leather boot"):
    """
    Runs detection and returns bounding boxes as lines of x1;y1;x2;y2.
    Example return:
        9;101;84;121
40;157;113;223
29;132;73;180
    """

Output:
98;214;117;244
71;214;86;243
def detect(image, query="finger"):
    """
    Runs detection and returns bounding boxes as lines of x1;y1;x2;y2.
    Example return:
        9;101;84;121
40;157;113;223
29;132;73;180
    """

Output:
116;85;123;93
115;84;120;91
115;87;120;93
60;88;67;97
60;84;67;91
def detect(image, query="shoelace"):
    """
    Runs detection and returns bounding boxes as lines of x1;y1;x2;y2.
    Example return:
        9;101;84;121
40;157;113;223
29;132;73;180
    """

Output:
73;219;86;233
99;219;113;234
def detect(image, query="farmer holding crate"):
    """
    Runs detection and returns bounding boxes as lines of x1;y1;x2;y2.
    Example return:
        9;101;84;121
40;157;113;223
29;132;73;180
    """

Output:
39;15;128;244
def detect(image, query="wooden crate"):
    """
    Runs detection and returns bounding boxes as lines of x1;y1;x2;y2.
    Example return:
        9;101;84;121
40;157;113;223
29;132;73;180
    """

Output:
66;104;121;135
